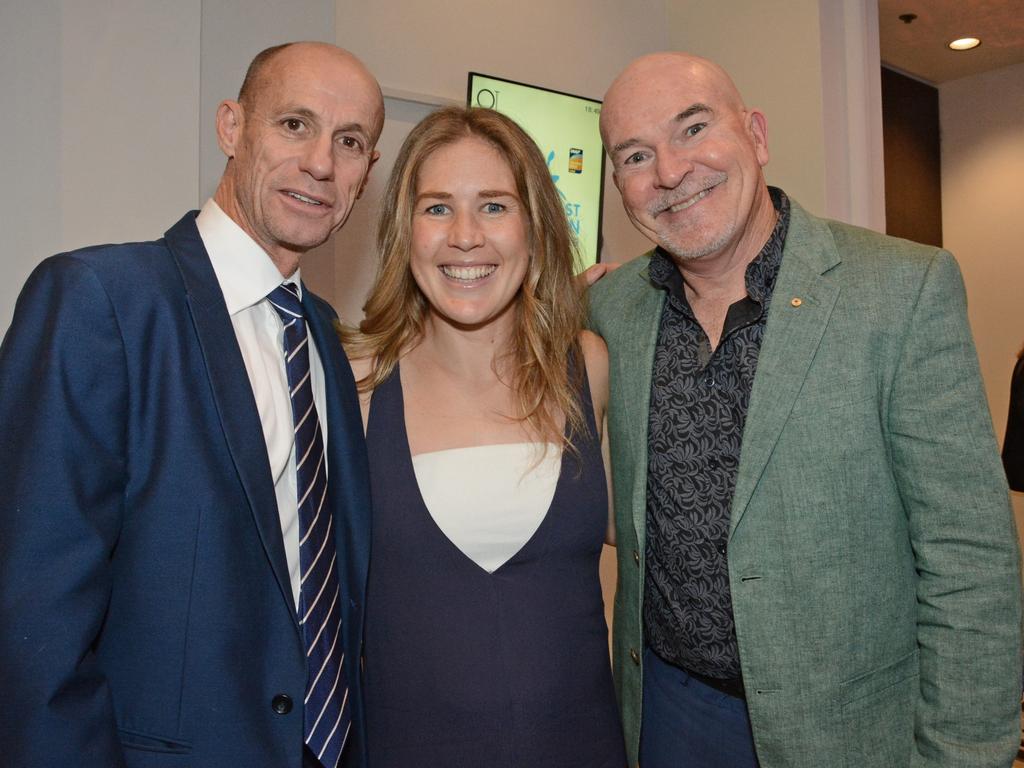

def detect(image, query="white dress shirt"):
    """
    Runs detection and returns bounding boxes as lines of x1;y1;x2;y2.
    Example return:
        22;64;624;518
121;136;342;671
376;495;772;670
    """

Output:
196;199;328;607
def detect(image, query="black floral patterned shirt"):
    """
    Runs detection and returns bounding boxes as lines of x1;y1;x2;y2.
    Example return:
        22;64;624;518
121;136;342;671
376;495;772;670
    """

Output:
644;187;789;678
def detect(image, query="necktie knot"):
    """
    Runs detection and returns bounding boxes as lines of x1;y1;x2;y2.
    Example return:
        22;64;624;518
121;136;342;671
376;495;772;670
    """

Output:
268;282;304;324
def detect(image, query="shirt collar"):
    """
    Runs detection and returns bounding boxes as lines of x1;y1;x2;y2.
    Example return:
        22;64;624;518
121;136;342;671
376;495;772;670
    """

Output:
649;186;790;307
195;198;302;316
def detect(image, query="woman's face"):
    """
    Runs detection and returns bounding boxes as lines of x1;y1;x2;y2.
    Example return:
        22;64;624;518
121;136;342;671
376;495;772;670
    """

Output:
410;136;530;335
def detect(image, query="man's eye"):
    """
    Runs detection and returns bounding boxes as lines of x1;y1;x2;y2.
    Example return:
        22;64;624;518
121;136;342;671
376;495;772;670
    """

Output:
624;151;646;165
283;118;304;131
685;122;706;137
339;135;362;151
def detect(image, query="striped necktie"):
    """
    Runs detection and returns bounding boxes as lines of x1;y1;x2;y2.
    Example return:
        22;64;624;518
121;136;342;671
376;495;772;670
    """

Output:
268;283;350;768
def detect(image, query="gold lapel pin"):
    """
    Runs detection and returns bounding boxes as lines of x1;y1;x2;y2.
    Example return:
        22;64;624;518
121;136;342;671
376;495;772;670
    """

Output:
790;297;803;307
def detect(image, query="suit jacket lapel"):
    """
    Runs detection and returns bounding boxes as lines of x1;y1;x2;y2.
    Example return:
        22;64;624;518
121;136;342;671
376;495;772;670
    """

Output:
301;288;370;610
165;214;298;622
615;264;666;544
730;203;842;537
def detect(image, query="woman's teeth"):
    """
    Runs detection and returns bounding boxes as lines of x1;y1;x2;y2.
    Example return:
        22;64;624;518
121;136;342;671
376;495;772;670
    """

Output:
440;265;497;281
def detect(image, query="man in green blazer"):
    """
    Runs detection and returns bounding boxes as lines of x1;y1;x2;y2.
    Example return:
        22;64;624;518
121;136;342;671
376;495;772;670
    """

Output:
590;52;1022;767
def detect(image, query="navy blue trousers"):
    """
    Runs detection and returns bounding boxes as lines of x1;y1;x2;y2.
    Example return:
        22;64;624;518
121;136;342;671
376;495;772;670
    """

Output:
640;648;759;768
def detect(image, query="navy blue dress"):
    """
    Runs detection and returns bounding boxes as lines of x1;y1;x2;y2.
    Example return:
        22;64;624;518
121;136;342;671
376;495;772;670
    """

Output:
363;364;626;767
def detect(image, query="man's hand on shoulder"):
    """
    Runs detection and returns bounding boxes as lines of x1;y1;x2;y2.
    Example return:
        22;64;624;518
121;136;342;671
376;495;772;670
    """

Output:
578;262;622;290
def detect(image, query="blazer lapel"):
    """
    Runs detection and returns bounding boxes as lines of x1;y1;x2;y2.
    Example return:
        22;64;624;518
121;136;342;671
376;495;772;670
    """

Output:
614;264;666;544
165;214;298;621
301;288;371;610
729;203;841;537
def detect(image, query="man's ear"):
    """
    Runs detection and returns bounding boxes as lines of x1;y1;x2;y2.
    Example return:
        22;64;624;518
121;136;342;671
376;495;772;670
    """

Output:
356;149;381;200
215;100;244;158
747;109;769;168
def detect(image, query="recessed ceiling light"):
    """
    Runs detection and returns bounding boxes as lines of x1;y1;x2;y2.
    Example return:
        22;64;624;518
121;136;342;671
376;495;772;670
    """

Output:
948;37;981;51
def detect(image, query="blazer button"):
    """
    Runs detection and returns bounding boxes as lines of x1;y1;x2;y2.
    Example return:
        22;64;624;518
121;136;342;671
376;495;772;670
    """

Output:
632;549;640;565
630;648;640;665
271;694;293;715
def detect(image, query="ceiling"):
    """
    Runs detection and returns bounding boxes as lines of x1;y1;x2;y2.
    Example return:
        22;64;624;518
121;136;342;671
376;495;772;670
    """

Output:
878;0;1024;84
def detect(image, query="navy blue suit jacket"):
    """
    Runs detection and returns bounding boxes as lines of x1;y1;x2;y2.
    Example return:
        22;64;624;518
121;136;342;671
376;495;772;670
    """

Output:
0;213;371;767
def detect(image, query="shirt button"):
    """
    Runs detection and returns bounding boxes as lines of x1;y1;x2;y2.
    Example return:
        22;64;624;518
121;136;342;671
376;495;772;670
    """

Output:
271;694;293;715
704;375;715;387
630;648;641;665
633;549;640;565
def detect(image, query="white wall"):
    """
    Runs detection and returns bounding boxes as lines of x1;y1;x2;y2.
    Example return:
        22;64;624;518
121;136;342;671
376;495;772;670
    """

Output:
940;61;1024;534
0;0;201;332
1;0;62;333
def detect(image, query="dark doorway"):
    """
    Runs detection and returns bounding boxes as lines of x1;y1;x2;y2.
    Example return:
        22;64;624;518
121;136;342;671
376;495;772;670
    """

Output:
880;67;942;247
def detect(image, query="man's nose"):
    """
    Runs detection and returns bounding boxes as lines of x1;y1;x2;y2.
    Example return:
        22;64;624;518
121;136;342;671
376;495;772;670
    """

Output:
655;146;693;189
299;134;334;181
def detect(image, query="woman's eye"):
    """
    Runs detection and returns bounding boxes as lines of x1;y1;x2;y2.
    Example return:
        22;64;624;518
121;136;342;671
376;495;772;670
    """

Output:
484;202;506;214
425;204;449;215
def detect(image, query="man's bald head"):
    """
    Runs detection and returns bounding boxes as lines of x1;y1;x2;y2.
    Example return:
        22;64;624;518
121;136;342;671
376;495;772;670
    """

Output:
600;52;746;147
238;42;385;145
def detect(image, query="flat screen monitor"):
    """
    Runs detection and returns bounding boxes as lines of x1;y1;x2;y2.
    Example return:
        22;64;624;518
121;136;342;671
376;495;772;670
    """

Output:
467;72;605;269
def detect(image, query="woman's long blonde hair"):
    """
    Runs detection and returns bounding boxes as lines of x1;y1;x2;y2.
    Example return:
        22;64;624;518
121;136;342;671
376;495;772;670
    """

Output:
342;105;587;448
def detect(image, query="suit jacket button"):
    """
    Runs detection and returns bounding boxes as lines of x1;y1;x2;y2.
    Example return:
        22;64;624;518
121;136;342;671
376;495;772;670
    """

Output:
632;549;640;565
271;694;293;715
630;648;640;665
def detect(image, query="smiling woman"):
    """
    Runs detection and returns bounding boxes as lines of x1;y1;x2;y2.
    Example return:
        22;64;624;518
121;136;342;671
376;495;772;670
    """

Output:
338;106;625;767
408;136;530;338
345;106;591;452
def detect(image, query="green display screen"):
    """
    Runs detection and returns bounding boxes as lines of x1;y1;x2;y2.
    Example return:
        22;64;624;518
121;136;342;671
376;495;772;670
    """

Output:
467;73;605;270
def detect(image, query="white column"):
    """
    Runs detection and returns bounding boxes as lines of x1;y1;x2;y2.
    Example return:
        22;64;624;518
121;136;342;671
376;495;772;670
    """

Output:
819;0;886;231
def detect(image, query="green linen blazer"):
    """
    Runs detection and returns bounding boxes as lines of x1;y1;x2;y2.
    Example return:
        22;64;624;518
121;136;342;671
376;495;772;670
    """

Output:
589;200;1022;768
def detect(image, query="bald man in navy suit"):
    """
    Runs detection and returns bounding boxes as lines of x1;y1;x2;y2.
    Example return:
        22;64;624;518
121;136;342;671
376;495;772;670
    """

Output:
0;42;382;768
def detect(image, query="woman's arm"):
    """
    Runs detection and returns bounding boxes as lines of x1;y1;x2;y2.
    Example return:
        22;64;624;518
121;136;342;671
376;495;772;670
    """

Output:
579;330;615;545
